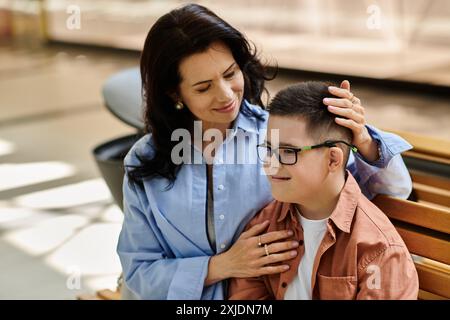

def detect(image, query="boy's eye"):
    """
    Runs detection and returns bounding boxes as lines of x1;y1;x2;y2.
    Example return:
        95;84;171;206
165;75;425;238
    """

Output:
281;149;296;155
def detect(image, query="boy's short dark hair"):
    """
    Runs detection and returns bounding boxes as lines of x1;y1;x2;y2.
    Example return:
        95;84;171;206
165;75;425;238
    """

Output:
268;81;354;168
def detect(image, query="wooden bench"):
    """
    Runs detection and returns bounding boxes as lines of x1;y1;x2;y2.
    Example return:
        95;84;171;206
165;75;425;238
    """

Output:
381;129;450;300
77;289;121;301
410;170;450;208
385;130;450;188
386;129;450;167
372;194;450;300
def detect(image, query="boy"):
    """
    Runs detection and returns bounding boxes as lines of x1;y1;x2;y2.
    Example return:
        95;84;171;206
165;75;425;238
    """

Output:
228;82;419;300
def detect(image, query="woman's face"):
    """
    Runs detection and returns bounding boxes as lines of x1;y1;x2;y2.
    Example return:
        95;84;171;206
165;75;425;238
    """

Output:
177;41;245;130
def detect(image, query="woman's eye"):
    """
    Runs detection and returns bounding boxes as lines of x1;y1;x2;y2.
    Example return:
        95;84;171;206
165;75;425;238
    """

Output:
224;71;235;79
197;86;210;93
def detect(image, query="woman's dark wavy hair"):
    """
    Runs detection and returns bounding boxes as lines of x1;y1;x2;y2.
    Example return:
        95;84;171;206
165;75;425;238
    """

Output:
126;3;276;186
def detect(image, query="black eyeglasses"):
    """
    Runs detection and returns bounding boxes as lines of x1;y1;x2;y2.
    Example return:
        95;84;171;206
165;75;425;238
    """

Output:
257;140;357;165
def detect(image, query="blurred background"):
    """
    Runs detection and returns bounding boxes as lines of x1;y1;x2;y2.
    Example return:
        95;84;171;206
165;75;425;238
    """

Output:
0;0;449;299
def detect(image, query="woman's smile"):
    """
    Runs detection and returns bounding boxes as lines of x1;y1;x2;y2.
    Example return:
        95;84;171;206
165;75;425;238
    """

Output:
214;99;237;113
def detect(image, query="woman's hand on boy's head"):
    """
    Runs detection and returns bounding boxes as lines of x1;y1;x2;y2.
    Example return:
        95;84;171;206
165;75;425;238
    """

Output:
323;80;379;162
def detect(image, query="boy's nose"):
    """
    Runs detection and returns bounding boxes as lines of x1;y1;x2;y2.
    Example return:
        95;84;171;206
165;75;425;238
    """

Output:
264;154;282;175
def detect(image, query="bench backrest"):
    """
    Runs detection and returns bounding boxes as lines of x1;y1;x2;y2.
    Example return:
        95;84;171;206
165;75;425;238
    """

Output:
372;194;450;300
387;129;450;166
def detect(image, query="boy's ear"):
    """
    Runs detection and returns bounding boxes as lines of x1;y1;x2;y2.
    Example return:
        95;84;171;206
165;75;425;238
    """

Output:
328;147;343;173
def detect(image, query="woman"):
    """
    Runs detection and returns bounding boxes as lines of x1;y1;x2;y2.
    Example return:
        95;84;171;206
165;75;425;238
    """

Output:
117;3;412;300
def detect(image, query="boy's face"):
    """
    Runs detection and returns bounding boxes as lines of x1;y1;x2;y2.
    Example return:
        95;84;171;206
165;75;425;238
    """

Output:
265;115;330;204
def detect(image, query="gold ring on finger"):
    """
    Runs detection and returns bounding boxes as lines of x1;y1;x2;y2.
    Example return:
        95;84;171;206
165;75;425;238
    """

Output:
258;236;262;247
264;244;270;256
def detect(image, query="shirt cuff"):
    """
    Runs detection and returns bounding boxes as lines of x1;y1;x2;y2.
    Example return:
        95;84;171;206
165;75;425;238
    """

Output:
167;255;211;300
355;125;412;169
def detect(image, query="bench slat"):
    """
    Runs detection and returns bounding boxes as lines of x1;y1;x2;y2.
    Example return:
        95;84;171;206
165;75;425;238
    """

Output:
394;223;450;265
418;289;447;300
373;195;450;234
404;151;450;166
411;171;450;191
412;182;450;208
97;289;121;300
414;259;450;299
387;129;450;160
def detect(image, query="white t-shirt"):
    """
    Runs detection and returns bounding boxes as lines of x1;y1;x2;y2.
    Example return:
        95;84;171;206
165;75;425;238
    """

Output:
284;209;329;300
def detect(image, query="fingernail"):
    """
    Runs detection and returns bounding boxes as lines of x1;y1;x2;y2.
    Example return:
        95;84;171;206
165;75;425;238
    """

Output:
290;251;297;256
323;98;331;103
283;265;290;270
288;230;293;236
292;241;299;248
327;105;336;109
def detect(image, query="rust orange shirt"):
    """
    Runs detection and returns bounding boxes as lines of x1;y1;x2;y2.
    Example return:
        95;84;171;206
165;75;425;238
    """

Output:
228;173;419;300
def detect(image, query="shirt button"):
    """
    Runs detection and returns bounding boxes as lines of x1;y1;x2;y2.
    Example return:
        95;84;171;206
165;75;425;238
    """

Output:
219;214;225;220
220;244;226;249
218;184;224;190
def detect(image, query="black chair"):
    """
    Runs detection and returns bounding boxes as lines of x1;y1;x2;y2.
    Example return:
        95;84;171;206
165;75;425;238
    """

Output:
93;67;144;211
92;67;144;299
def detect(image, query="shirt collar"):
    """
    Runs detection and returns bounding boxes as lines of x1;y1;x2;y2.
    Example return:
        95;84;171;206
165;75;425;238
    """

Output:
277;171;361;234
231;100;259;134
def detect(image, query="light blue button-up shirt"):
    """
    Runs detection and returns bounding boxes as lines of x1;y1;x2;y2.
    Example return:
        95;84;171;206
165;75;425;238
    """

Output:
117;100;412;300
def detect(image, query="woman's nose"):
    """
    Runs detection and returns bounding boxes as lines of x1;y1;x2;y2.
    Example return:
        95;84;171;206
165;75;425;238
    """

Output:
216;80;234;102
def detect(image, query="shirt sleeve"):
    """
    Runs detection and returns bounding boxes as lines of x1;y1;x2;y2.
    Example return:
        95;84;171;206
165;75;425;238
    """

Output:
357;245;419;300
347;125;413;200
117;174;211;300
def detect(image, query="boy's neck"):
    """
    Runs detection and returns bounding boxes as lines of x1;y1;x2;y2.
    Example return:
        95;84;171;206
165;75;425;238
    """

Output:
295;173;346;221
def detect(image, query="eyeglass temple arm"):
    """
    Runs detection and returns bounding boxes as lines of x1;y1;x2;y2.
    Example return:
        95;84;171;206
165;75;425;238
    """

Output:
311;141;358;153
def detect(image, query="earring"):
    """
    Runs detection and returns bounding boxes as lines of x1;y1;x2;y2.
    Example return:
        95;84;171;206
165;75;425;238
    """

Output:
175;101;184;110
